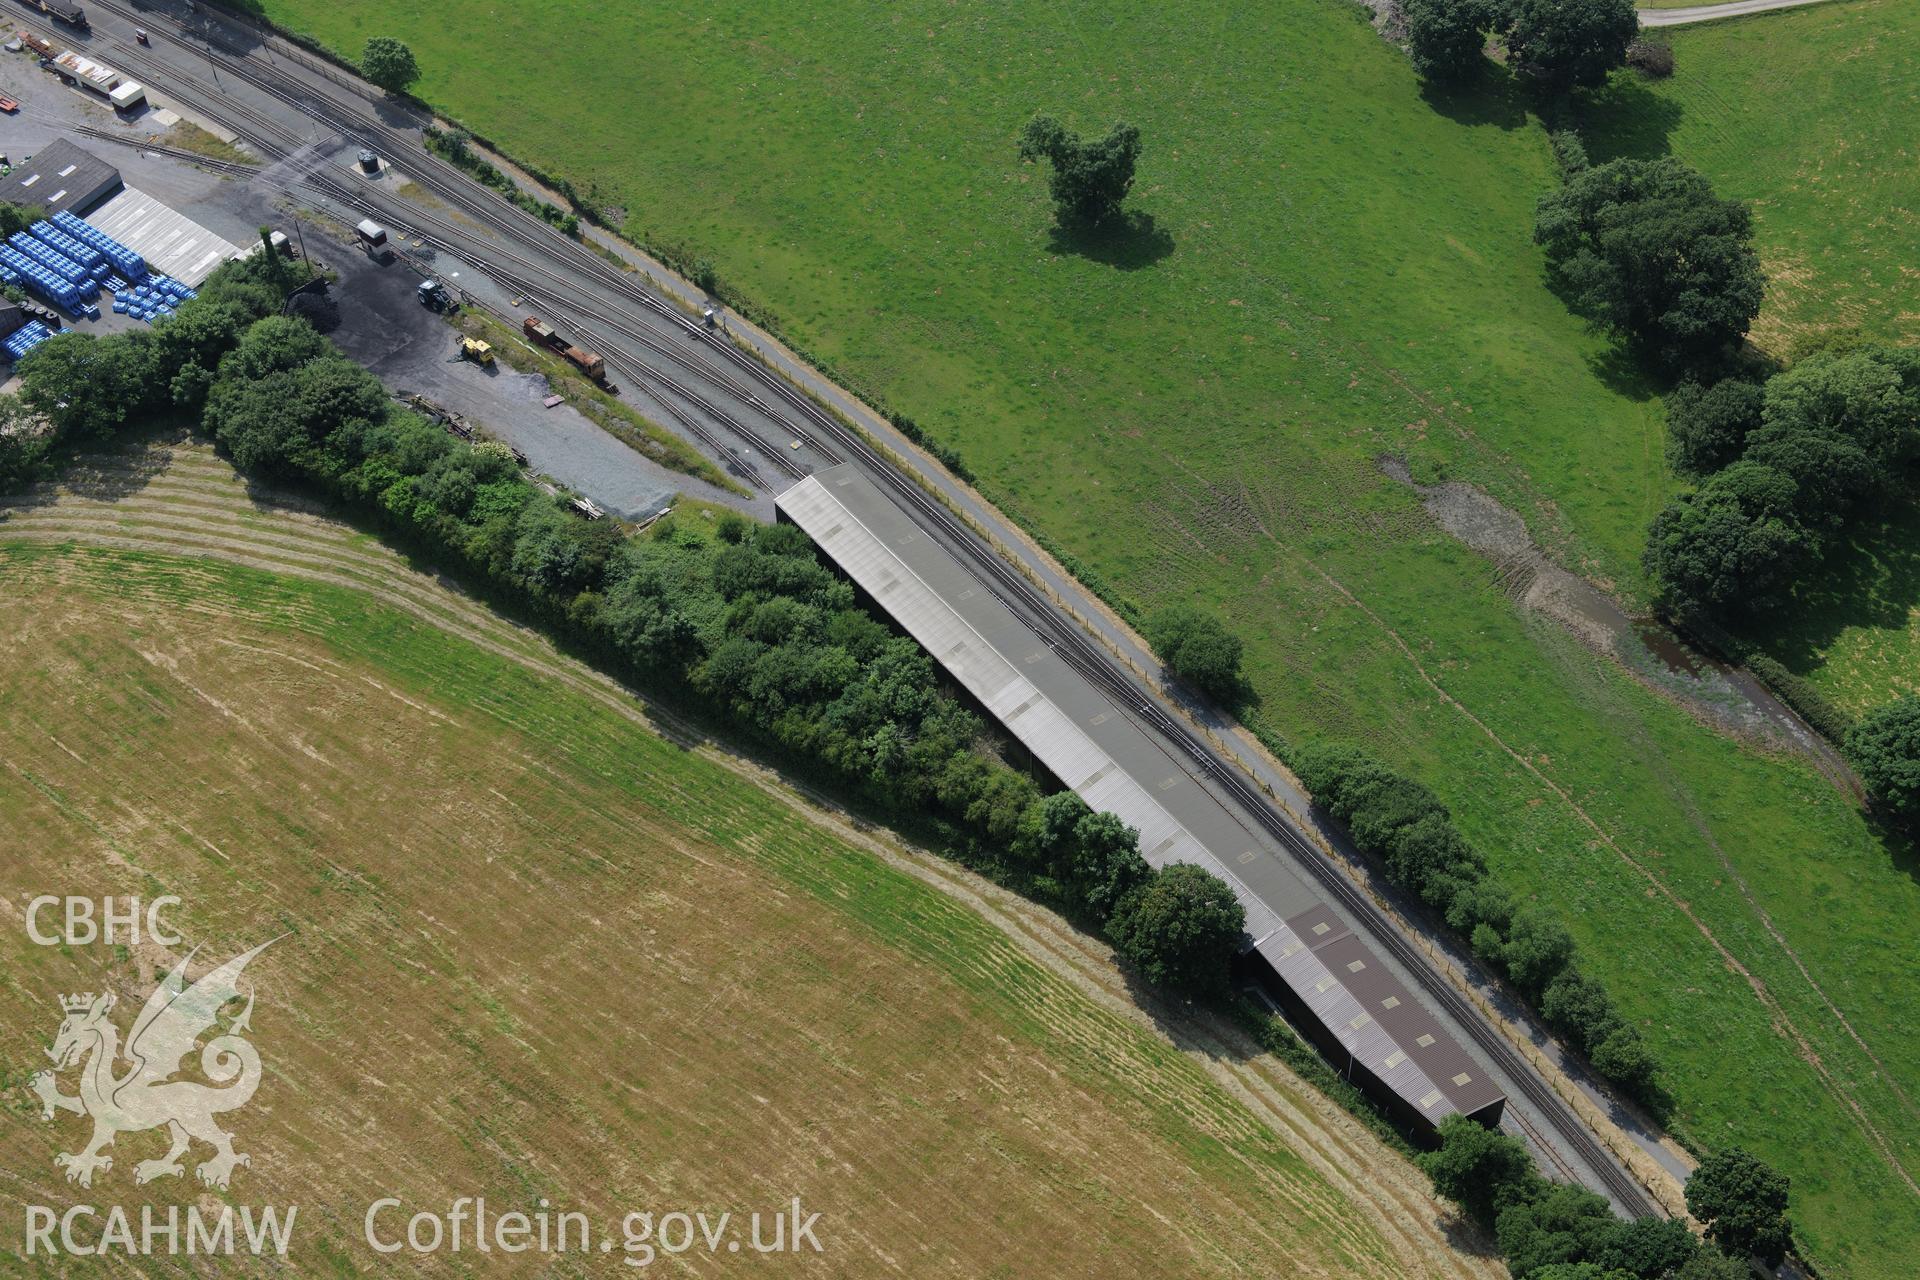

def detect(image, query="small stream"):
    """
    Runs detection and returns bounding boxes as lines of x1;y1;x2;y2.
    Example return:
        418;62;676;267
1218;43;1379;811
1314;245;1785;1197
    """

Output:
1380;458;1856;791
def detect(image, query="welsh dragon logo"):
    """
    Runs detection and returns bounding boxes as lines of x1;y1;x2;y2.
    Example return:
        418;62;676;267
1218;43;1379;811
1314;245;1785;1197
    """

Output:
29;939;279;1190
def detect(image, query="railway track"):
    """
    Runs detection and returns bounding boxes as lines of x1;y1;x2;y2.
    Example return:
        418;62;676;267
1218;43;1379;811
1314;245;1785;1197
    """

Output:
53;9;812;491
793;389;1657;1217
118;3;846;456
45;2;1657;1216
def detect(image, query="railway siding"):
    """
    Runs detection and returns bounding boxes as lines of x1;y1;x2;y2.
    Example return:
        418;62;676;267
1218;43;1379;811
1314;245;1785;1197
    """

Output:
22;0;1662;1214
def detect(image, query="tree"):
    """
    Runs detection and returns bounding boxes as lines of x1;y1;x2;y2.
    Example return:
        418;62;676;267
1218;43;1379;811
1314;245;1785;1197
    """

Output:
1144;603;1245;705
1674;1251;1750;1280
1845;696;1920;826
1066;810;1151;920
1685;1147;1793;1266
1293;742;1400;821
219;314;329;382
1527;1267;1633;1280
1106;863;1244;994
0;394;51;493
1494;1182;1618;1276
204;351;387;479
16;330;166;440
603;557;701;671
169;362;215;412
1665;378;1763;477
1403;0;1494;82
1589;1215;1698;1278
1018;114;1143;229
362;37;420;95
1346;773;1447;852
1011;790;1091;875
155;299;249;370
256;225;287;286
1421;1114;1543;1227
1590;1026;1659;1099
1534;157;1763;362
1746;345;1920;521
1504;0;1640;95
193;255;290;325
1384;811;1484;914
1539;967;1621;1055
1444;876;1515;937
1642;462;1812;619
1499;909;1575;998
1;201;47;238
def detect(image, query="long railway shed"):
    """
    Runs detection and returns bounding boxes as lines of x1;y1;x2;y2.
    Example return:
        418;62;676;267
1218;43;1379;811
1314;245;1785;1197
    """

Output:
779;466;1506;1136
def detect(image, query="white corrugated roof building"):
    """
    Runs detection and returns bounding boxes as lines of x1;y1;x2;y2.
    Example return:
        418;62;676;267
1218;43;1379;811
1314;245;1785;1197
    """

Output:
777;465;1505;1128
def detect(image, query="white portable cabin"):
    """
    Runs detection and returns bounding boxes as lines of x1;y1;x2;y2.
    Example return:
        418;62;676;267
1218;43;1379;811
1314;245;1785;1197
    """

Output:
52;51;140;109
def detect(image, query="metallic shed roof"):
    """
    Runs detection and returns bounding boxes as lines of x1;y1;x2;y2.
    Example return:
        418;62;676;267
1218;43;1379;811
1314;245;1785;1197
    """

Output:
778;466;1505;1123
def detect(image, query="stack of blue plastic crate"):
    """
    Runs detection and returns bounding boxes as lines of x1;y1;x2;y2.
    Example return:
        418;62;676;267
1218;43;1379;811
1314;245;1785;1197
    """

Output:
3;320;54;361
0;239;87;314
30;220;109;279
53;210;148;284
26;222;108;320
114;274;196;324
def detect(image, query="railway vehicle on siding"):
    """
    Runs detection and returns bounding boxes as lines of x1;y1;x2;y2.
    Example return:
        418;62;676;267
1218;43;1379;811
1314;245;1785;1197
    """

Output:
523;315;607;384
17;0;88;30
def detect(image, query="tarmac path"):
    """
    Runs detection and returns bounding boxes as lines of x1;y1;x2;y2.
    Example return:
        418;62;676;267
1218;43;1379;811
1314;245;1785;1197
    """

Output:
1639;0;1835;28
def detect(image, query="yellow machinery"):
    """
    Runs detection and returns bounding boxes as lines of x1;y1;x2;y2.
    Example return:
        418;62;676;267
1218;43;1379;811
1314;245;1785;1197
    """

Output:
458;337;495;367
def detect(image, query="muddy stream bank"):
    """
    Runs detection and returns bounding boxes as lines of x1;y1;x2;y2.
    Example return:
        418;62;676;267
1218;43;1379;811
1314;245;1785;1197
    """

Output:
1380;458;1857;793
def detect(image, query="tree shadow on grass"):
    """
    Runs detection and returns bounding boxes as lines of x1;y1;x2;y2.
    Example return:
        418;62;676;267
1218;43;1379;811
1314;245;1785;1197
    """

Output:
1046;211;1174;271
1581;338;1670;403
1754;501;1920;673
1418;71;1531;132
1573;73;1686;164
51;429;182;502
1857;809;1920;892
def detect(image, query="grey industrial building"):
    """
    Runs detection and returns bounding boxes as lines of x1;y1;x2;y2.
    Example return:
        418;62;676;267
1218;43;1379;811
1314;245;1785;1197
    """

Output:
778;465;1506;1134
0;139;124;216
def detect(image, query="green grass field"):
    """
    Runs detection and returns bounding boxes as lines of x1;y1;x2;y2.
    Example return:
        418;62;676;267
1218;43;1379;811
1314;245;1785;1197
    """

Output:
1588;0;1917;356
1760;504;1920;712
0;443;1492;1278
1588;0;1920;718
248;1;1920;1270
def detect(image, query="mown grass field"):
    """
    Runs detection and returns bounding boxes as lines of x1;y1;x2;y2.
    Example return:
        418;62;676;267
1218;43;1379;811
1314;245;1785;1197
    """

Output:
1589;0;1920;719
237;0;1916;1270
0;440;1489;1278
1591;0;1917;356
1761;503;1920;713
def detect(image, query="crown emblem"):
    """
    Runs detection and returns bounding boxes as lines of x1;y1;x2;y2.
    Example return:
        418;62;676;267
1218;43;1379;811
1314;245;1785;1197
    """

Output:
59;993;96;1013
